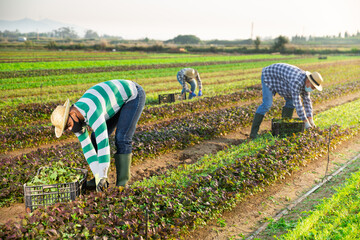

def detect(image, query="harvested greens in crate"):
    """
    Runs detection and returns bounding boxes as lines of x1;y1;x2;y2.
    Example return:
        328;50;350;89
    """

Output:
24;161;87;212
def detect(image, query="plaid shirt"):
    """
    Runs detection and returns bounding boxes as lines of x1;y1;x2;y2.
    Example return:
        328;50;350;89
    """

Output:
262;63;312;120
177;68;202;92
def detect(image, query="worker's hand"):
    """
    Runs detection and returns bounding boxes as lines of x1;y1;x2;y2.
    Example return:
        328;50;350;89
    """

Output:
190;92;197;98
304;121;312;129
309;118;316;127
198;90;203;96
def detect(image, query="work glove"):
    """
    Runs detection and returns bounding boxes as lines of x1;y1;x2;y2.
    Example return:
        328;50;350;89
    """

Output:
190;92;197;98
309;118;316;127
198;90;203;96
304;121;312;130
96;177;109;192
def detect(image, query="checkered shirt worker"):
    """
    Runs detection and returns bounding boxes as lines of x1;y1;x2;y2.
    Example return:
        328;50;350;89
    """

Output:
177;68;203;99
250;63;324;139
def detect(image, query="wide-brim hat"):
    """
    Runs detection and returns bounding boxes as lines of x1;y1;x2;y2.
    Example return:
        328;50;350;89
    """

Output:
51;99;70;138
185;69;196;79
306;71;323;91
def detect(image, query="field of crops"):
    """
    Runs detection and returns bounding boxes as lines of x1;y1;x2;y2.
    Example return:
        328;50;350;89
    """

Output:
1;50;360;239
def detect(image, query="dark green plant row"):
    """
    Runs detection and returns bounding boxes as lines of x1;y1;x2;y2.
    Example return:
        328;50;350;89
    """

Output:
0;88;260;152
0;126;356;239
0;144;85;207
2;76;360;153
1;76;359;206
0;79;357;207
0;98;277;206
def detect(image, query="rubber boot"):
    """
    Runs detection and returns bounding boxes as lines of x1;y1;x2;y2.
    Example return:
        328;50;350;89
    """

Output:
282;107;295;119
249;113;265;139
115;153;132;187
86;177;96;190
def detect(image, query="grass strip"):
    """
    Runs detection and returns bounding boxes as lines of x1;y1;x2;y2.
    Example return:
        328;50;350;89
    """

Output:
277;169;360;239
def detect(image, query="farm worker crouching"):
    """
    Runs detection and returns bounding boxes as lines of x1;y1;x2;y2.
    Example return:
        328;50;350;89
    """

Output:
250;63;324;139
50;80;146;192
177;68;203;99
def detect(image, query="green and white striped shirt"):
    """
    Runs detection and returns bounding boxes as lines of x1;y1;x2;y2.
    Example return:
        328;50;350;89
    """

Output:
74;80;138;179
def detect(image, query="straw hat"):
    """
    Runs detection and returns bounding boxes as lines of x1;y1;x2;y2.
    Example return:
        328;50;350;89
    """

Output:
306;71;323;91
185;69;196;79
51;99;70;138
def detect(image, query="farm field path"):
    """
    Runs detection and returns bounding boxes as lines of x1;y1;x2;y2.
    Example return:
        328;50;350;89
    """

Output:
0;91;359;228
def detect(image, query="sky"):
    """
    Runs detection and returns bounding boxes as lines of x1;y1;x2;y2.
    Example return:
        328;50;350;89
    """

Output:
0;0;359;40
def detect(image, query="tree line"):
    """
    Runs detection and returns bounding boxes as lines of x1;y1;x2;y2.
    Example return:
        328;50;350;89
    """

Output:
1;27;359;46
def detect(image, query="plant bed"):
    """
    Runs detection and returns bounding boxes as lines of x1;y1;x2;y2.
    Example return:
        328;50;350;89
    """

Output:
24;162;87;212
271;118;304;137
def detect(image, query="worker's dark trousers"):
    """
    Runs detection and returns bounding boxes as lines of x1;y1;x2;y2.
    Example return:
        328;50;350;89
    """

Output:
256;74;295;115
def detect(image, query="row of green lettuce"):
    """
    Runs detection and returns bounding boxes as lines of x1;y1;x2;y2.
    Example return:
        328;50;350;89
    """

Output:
277;163;360;239
0;56;310;90
273;99;360;239
2;57;359;110
0;51;198;61
2;59;360;129
1;97;359;239
0;54;295;72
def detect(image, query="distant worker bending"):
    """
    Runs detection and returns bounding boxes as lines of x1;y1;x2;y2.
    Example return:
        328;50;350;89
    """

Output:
250;63;324;139
177;68;203;99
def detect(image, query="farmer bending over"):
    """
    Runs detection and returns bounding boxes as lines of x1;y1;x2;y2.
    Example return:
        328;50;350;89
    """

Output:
250;63;324;139
51;80;146;192
177;68;203;99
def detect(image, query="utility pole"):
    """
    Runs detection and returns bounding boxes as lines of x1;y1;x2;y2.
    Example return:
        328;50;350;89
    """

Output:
251;22;254;39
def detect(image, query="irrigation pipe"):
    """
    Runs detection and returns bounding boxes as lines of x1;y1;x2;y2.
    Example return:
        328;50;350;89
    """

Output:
246;151;360;240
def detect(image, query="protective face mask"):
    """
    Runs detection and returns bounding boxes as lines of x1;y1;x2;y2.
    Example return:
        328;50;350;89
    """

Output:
305;86;313;92
69;115;84;133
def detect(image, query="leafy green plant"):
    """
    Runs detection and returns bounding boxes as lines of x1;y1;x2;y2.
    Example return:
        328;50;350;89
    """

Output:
27;161;83;186
277;170;360;239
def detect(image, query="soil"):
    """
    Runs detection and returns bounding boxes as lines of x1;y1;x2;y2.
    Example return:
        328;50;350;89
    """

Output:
1;91;360;240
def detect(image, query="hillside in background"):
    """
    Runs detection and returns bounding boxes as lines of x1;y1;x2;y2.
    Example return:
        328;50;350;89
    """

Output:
0;18;86;36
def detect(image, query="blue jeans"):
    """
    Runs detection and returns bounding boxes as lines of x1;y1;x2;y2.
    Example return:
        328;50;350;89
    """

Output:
256;75;294;115
91;83;146;154
177;72;197;99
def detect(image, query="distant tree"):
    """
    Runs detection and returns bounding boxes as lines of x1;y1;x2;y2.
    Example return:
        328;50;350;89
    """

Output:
172;35;201;44
1;30;21;38
272;35;289;51
24;40;33;48
53;27;78;39
254;36;261;50
47;41;57;49
102;34;123;40
84;30;99;39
